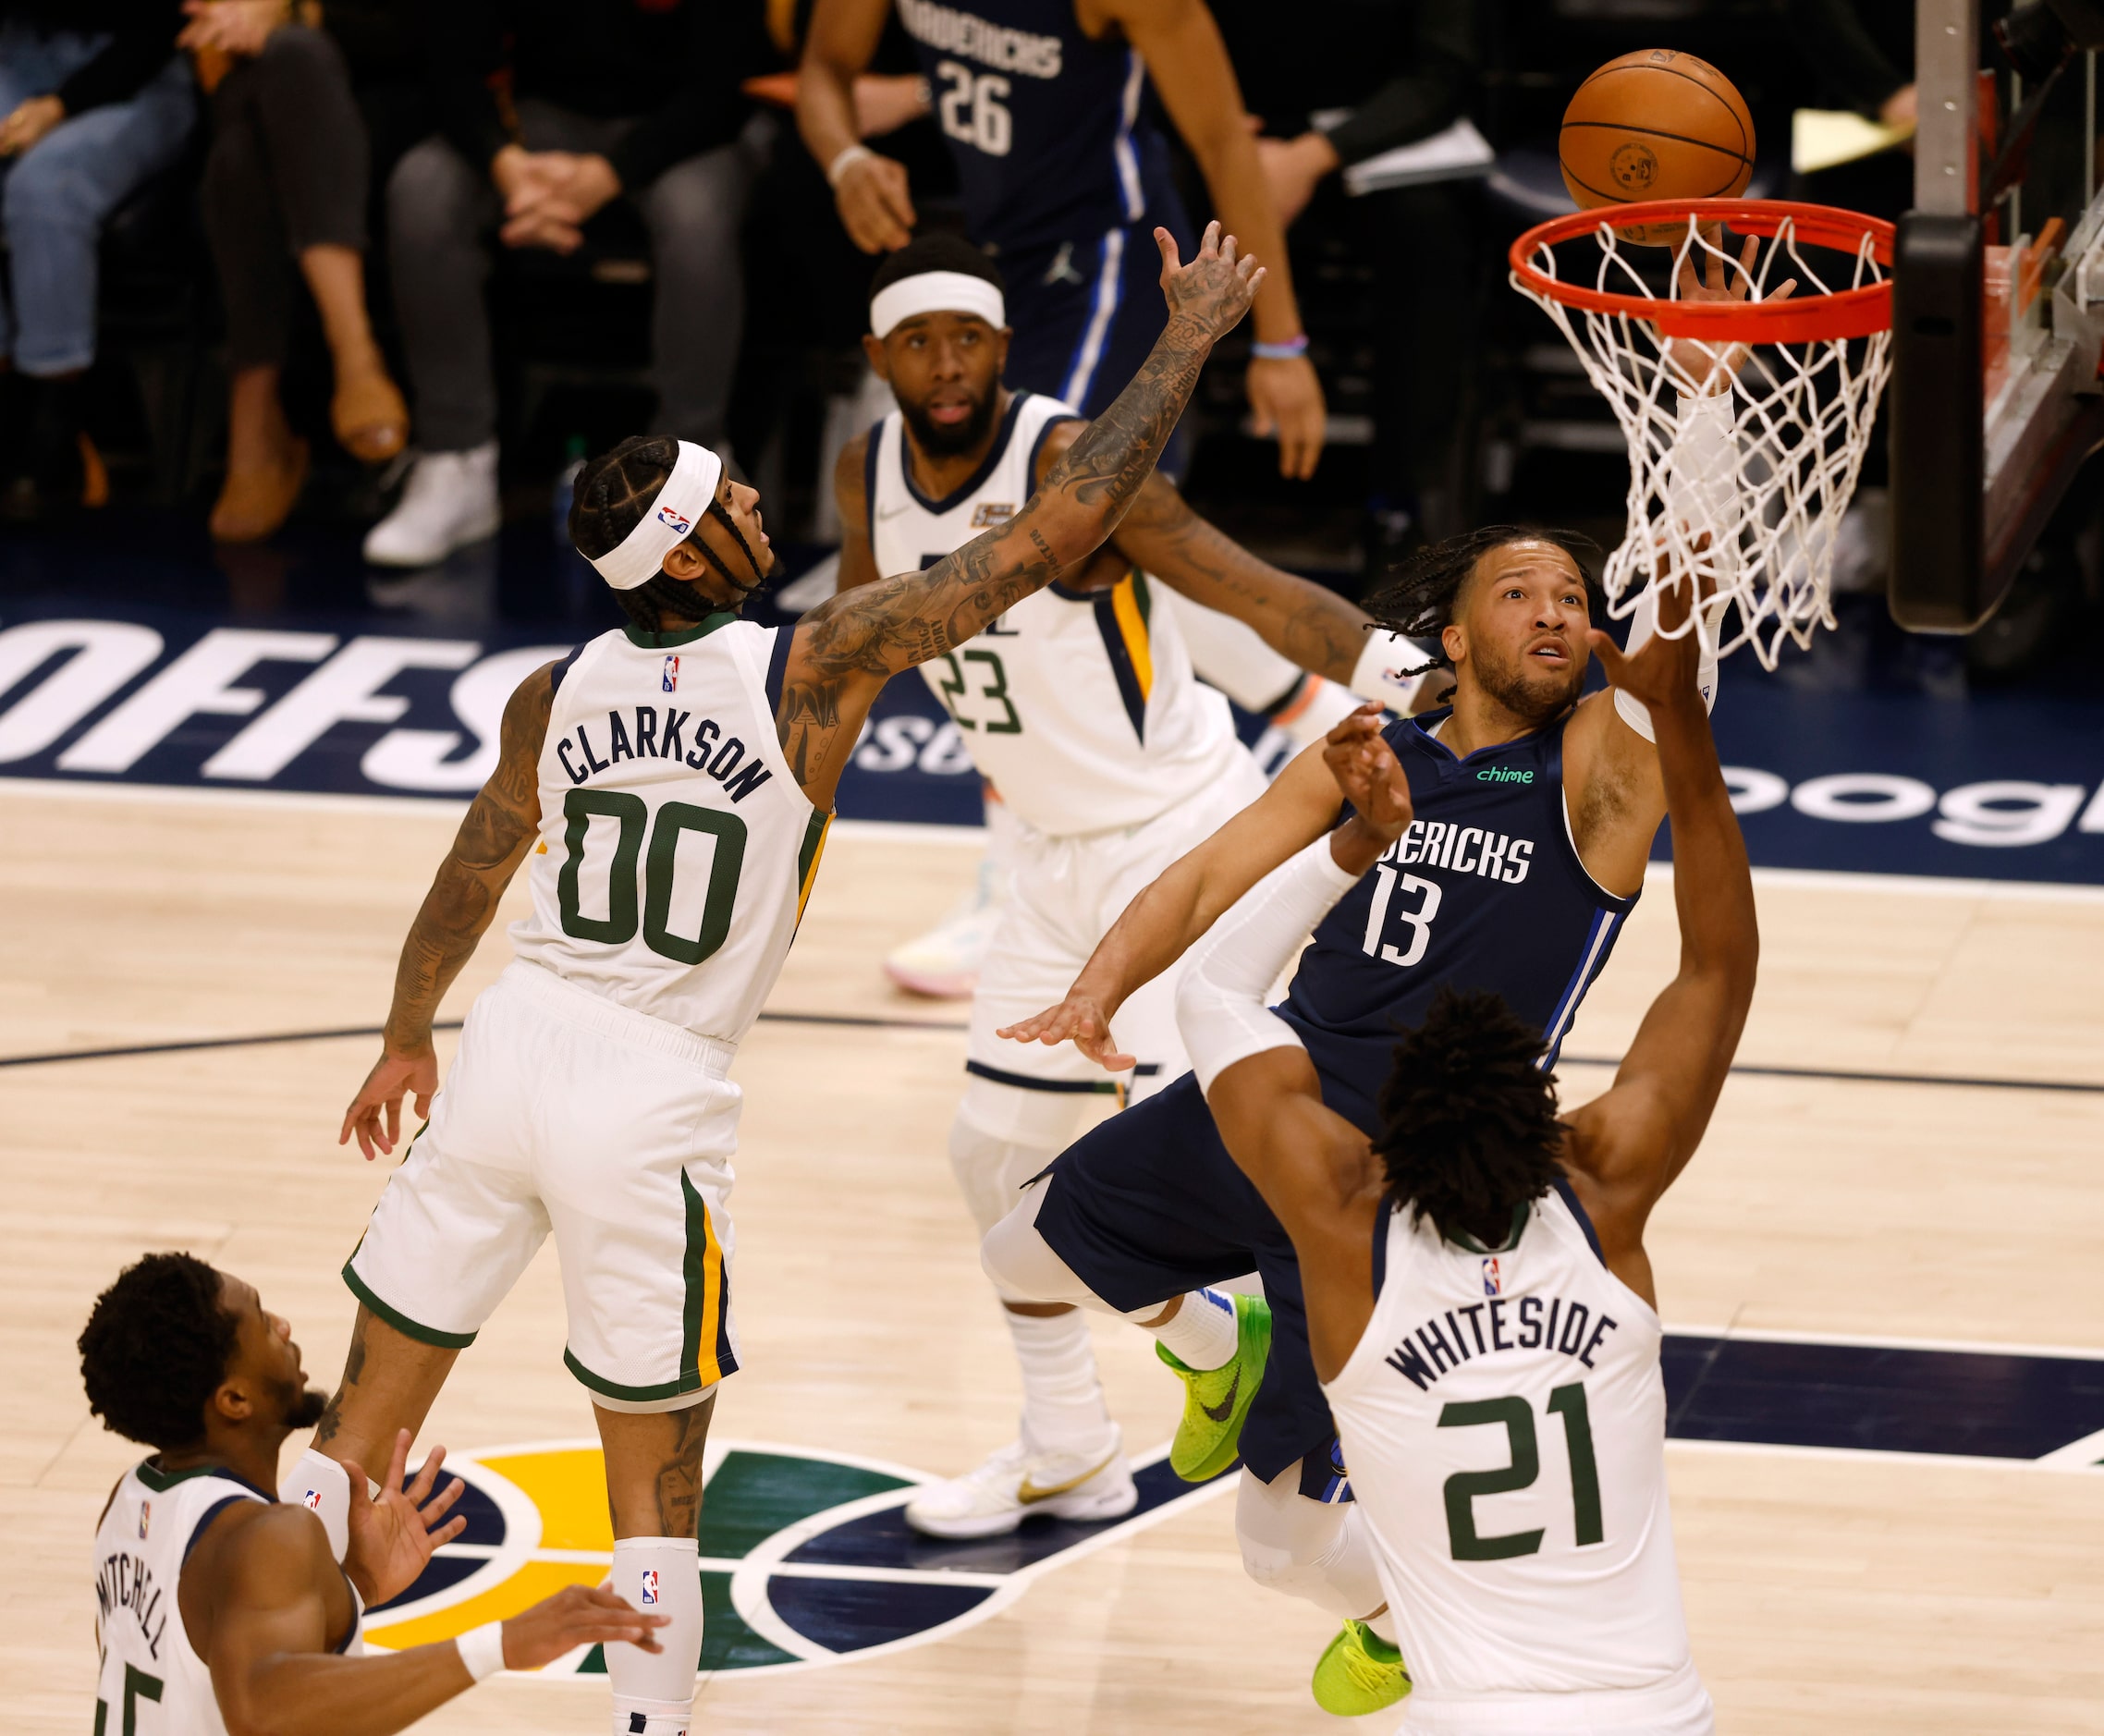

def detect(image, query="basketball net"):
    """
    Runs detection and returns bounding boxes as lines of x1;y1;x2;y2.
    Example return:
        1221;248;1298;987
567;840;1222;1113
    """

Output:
1511;204;1895;669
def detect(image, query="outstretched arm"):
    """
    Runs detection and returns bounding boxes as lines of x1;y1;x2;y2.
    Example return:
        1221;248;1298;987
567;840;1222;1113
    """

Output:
997;726;1356;1069
200;1505;666;1736
1562;585;1758;1302
775;223;1264;808
339;665;554;1159
1182;713;1416;1380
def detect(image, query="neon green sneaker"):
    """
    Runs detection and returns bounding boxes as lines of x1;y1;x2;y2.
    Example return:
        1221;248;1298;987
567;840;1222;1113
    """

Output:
1156;1291;1270;1482
1311;1619;1412;1717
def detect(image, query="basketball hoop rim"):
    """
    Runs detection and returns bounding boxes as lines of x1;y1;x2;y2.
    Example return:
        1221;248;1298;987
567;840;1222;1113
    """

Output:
1510;199;1897;343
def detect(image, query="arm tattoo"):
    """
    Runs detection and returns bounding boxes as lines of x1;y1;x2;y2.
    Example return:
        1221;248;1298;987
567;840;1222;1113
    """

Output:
381;666;553;1052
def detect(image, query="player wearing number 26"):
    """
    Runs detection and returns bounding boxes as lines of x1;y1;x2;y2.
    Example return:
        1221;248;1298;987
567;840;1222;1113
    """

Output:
298;226;1264;1736
1177;591;1755;1732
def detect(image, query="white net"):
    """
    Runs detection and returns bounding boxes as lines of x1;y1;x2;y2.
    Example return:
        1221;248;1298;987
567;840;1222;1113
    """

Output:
1511;214;1893;669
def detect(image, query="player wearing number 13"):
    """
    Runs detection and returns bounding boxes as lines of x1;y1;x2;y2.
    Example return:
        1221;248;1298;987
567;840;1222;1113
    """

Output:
300;226;1264;1736
1178;597;1755;1731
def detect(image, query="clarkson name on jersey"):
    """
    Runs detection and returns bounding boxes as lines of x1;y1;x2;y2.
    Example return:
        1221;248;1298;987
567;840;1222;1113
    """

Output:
555;705;775;803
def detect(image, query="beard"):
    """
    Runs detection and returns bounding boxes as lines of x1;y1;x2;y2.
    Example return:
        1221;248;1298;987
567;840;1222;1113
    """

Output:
1472;642;1584;727
286;1386;329;1430
899;383;999;456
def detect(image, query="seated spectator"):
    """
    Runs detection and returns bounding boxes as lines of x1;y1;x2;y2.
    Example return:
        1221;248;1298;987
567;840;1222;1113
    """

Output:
1209;0;1481;557
0;0;194;520
181;0;421;543
363;0;770;569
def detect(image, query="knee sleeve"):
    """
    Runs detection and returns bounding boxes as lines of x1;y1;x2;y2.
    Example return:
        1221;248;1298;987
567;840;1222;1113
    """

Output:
981;1179;1111;1311
607;1536;702;1731
1234;1466;1387;1620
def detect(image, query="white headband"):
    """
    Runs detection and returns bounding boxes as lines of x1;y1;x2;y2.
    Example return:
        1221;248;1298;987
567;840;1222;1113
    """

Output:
584;440;726;591
869;271;1007;340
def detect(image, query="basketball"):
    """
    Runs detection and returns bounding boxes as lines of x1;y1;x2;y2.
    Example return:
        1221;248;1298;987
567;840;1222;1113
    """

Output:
1560;50;1755;244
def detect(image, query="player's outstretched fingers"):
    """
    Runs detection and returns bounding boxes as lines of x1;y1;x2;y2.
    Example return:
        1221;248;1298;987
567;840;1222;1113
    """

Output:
1153;226;1182;280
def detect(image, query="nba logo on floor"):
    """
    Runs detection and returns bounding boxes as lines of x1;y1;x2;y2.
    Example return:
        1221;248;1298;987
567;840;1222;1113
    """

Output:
1482;1257;1501;1297
663;655;679;693
640;1568;660;1606
655;504;691;534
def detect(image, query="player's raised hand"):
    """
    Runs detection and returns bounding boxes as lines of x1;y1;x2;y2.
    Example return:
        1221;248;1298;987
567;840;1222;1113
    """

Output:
1662;229;1796;395
1156;221;1265;342
833;150;917;253
997;995;1136;1074
339;1429;468;1607
340;1045;438;1161
1323;705;1413;874
500;1583;671;1671
1587;570;1706;716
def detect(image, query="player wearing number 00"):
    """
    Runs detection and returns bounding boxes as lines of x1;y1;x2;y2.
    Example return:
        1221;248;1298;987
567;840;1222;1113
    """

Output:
838;233;1431;1538
293;225;1263;1736
1174;590;1751;1734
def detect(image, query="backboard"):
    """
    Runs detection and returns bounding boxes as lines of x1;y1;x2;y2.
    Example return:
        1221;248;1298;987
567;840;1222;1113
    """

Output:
1890;0;2104;632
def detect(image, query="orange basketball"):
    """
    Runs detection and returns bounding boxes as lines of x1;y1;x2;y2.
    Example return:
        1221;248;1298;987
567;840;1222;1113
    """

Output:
1560;50;1755;245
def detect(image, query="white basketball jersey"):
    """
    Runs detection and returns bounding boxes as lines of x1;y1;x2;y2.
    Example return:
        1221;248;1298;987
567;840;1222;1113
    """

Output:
1324;1186;1710;1724
866;393;1246;836
509;618;829;1041
92;1463;309;1736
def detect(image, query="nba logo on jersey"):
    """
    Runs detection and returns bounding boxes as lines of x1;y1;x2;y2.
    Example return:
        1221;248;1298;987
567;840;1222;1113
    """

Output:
662;654;679;692
1482;1256;1502;1296
655;504;691;535
138;1501;150;1539
302;1488;324;1510
640;1569;660;1606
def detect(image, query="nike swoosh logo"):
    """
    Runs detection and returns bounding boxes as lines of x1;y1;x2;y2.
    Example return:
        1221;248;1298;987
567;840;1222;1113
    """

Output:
876;502;913;520
1017;1449;1117;1504
1200;1368;1242;1424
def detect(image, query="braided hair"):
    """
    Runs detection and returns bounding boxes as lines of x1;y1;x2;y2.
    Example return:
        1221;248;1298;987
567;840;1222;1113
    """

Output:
569;435;769;634
1364;525;1598;676
1374;988;1567;1249
79;1252;239;1451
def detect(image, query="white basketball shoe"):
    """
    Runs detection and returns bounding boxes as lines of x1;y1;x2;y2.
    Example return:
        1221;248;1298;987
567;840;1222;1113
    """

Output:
903;1430;1137;1539
362;442;501;568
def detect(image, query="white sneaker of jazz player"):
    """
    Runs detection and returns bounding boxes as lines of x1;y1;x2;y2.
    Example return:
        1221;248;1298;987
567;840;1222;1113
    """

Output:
904;1431;1137;1539
362;442;501;568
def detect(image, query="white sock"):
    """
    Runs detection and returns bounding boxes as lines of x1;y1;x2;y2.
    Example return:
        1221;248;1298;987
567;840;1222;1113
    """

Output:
279;1449;353;1563
1139;1287;1240;1371
608;1536;700;1736
1005;1307;1114;1456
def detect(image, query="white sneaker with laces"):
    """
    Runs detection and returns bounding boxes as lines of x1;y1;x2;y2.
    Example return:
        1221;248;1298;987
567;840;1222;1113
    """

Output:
903;1432;1137;1539
362;442;501;568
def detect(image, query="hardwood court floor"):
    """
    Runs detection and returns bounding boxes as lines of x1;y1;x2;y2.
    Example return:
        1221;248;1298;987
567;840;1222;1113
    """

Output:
4;781;2102;1733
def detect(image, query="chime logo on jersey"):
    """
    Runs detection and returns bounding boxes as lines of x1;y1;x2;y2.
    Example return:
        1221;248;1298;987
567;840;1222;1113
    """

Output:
663;654;680;693
656;504;693;535
359;1436;1228;1681
1483;1256;1502;1297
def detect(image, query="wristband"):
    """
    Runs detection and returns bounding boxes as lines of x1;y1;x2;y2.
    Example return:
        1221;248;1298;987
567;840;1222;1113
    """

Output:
457;1620;507;1682
1348;630;1426;714
1250;334;1309;361
826;143;875;188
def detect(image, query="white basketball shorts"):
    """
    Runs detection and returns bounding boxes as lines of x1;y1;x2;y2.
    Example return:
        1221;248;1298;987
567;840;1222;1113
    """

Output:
964;748;1269;1123
345;959;740;1412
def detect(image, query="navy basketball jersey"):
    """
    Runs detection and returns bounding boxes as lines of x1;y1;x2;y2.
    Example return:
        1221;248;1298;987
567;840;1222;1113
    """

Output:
1281;708;1637;1131
894;0;1177;251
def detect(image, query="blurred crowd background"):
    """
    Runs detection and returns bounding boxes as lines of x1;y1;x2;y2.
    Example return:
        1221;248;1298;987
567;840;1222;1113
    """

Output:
1;0;2094;684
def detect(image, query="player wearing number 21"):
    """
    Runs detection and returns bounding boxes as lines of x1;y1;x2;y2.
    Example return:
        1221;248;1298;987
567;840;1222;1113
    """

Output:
293;226;1262;1736
1178;583;1754;1734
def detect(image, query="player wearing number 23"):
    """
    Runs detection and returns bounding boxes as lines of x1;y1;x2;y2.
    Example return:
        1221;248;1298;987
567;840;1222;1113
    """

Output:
1175;588;1753;1731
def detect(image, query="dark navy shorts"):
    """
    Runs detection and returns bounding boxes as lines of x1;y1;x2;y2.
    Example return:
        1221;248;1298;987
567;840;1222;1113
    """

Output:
1034;1068;1340;1486
998;183;1193;421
